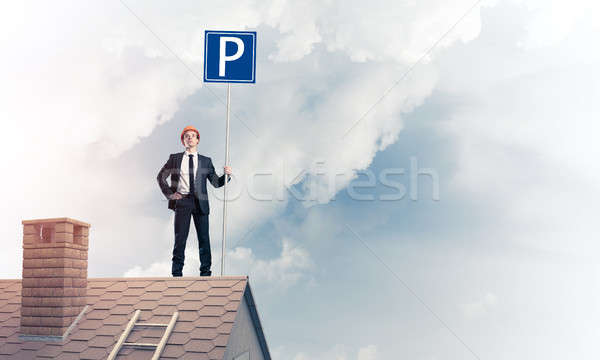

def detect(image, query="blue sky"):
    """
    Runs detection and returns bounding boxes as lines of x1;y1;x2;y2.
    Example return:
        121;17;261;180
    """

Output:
1;1;600;359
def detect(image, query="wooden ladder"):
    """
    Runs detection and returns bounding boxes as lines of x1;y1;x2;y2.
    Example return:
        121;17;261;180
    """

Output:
107;309;179;360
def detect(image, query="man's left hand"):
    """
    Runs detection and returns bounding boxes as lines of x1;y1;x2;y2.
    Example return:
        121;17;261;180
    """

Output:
224;166;232;175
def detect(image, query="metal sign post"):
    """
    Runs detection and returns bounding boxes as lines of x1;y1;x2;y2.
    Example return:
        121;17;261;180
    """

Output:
221;84;230;277
204;30;256;276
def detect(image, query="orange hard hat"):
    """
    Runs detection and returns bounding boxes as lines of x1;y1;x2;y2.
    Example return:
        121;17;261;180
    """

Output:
180;125;200;145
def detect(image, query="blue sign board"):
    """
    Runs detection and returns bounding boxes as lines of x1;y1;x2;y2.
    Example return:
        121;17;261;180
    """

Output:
204;30;256;83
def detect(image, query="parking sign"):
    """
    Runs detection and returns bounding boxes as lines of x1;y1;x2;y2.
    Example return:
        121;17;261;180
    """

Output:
204;30;256;83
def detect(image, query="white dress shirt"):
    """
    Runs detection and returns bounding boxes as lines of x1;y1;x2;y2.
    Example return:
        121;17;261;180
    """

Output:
177;150;198;195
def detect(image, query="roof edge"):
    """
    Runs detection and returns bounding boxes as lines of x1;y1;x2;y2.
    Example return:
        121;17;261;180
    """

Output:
86;276;249;281
244;282;271;360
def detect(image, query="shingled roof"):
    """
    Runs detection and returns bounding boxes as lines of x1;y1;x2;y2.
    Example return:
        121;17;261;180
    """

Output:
0;276;270;359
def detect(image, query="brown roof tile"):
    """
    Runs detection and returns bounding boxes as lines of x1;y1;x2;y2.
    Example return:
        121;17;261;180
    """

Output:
135;300;159;311
198;306;225;317
20;340;45;350
224;301;240;311
220;311;236;323
117;296;139;305
86;335;115;348
86;309;110;320
0;326;17;337
62;339;87;353
152;305;178;316
95;325;122;336
105;282;127;292
122;287;145;297
157;296;182;306
99;292;122;301
139;292;161;301
189;327;218;340
184;339;215;353
173;321;195;333
186;282;210;292
163;287;187;296
181;291;208;301
213;334;229;347
180;352;209;360
0;304;19;313
94;300;117;310
55;352;81;360
196;317;222;329
165;280;195;288
15;349;37;358
104;314;128;325
166;332;190;345
3;318;18;327
178;300;204;311
126;281;152;288
177;310;200;322
78;319;103;330
208;346;226;360
162;344;185;358
79;346;107;360
145;282;168;292
68;329;96;341
0;276;250;359
216;323;234;334
111;305;134;315
35;344;63;357
0;342;20;355
204;296;229;306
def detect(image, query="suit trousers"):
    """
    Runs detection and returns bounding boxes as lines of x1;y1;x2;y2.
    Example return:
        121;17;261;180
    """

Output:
172;194;212;276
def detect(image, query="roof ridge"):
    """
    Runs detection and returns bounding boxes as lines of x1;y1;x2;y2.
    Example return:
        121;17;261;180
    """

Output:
87;275;248;281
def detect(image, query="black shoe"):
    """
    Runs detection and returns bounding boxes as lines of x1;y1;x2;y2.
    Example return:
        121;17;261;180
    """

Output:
172;273;182;277
200;272;211;277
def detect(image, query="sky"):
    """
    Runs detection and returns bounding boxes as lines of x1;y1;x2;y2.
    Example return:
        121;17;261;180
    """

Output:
1;0;599;359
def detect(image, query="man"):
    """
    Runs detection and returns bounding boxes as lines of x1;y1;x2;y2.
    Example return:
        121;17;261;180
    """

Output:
157;125;232;277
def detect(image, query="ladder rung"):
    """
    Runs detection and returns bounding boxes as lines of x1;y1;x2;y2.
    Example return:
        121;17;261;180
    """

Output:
124;342;158;347
107;310;179;360
134;323;168;327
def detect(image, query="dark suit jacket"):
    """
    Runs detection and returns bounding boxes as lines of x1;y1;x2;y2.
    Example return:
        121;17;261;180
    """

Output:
157;152;231;213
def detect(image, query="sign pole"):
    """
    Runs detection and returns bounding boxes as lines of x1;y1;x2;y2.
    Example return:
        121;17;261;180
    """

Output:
221;83;231;276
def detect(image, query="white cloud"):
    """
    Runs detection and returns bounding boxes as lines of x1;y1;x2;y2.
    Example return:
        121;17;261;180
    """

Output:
224;237;313;289
267;0;490;63
435;0;600;256
124;261;171;278
0;0;488;279
357;345;378;360
123;237;313;289
288;344;377;360
460;292;498;319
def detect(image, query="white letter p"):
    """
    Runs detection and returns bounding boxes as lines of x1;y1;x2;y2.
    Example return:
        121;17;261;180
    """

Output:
219;37;244;77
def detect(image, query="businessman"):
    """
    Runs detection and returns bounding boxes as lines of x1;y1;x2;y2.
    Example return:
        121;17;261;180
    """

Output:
156;125;232;277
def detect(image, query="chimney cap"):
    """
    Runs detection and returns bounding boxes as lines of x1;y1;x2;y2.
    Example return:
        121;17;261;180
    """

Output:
21;217;91;227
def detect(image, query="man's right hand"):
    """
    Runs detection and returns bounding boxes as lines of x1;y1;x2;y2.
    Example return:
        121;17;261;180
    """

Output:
169;192;183;200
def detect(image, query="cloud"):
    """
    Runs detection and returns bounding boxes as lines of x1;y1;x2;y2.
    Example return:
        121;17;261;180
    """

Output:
123;237;313;289
287;344;377;360
123;261;171;278
460;292;498;319
267;0;489;63
226;238;313;288
434;0;600;256
0;0;489;279
357;345;378;360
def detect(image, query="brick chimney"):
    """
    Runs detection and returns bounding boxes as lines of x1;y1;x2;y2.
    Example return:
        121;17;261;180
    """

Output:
20;218;90;337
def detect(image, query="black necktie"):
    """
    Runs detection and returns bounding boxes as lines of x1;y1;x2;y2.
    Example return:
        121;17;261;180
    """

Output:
188;154;195;195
